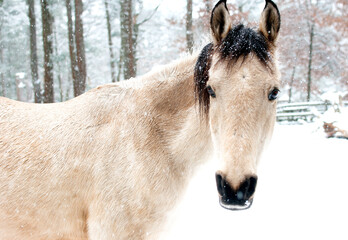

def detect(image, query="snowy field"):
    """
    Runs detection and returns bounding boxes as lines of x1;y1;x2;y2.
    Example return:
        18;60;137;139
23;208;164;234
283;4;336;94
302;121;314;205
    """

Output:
162;122;348;240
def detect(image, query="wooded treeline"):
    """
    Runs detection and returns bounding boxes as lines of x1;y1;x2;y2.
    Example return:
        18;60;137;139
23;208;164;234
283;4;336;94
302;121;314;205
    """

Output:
0;0;347;103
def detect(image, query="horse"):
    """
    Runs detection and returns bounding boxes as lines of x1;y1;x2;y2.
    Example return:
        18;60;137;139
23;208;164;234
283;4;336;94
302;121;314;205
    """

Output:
0;0;281;239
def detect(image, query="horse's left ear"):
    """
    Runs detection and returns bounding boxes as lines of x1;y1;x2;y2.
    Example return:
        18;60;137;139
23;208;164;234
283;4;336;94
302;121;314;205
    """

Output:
259;0;281;43
210;0;231;45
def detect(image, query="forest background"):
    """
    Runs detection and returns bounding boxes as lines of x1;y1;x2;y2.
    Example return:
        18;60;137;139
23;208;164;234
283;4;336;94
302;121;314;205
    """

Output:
0;0;347;103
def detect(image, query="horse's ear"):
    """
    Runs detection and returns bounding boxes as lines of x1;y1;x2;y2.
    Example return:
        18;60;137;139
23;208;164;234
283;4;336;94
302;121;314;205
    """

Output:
210;0;231;45
259;0;281;43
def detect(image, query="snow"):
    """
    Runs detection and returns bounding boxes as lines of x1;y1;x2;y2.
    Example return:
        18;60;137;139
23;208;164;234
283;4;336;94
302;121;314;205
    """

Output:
17;82;26;89
321;106;348;131
15;72;25;79
320;91;347;105
145;0;185;18
162;122;348;240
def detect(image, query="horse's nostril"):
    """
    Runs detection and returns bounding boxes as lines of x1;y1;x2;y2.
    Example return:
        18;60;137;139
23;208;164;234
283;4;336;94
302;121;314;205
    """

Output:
239;176;257;199
245;176;257;199
215;173;231;198
215;173;224;196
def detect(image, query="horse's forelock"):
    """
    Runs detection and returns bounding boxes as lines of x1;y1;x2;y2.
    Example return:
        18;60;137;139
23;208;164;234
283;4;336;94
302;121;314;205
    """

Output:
217;24;271;68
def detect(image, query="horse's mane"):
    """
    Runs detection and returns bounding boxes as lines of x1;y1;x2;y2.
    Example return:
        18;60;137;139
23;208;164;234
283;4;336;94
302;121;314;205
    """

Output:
194;24;271;117
143;54;198;83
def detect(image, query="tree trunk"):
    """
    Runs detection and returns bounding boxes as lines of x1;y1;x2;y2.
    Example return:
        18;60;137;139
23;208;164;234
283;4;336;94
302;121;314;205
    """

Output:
74;0;87;96
0;31;4;97
65;0;79;95
307;23;314;102
53;23;63;102
41;0;54;103
104;0;116;83
120;0;135;80
117;48;122;82
289;66;296;103
27;0;42;103
126;0;135;78
0;45;4;97
186;0;194;54
65;71;72;100
132;21;138;77
0;0;5;97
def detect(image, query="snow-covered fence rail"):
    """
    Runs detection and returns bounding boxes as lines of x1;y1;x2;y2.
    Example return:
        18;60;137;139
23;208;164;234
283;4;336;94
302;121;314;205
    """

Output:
276;101;348;122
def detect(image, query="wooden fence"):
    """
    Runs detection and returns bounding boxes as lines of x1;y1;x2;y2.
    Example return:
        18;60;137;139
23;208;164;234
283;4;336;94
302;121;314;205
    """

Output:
276;101;348;122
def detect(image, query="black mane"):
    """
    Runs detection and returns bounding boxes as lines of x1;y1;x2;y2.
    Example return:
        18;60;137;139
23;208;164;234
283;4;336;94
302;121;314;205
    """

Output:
194;24;271;118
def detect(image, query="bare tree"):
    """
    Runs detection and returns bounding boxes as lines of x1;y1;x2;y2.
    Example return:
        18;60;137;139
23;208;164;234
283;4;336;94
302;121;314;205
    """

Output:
53;24;63;102
65;0;78;94
74;0;87;96
65;0;87;97
307;23;314;102
304;0;316;102
0;43;4;97
27;0;42;103
40;0;54;103
116;50;122;82
0;0;5;97
120;0;135;80
104;0;116;82
119;0;159;80
277;0;348;101
288;66;296;103
186;0;193;53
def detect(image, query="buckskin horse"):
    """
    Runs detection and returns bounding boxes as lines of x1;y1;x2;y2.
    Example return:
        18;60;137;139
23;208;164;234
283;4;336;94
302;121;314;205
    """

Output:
0;0;281;239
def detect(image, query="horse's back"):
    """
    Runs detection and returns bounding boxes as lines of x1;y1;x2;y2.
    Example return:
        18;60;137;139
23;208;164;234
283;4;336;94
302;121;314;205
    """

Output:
0;81;167;239
0;86;127;239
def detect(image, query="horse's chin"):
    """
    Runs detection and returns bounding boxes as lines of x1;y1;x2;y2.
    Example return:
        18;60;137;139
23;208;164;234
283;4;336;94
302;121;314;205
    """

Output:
218;198;253;211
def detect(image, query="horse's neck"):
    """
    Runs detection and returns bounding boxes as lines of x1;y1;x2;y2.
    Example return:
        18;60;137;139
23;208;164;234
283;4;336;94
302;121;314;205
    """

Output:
143;55;213;174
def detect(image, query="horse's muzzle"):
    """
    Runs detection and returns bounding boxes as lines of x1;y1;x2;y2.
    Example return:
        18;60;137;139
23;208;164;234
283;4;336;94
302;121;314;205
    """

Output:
215;173;257;211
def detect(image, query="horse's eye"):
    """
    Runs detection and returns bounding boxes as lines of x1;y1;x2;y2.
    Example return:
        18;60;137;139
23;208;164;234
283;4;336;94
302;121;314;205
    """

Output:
268;88;280;101
206;85;216;98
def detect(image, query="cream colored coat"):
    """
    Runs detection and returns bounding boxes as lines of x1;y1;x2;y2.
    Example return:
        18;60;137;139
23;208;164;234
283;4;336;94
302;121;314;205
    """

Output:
0;0;281;238
0;56;213;240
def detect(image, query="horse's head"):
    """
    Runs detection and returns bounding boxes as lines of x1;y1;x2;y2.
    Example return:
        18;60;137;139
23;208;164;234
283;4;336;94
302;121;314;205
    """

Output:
194;0;281;210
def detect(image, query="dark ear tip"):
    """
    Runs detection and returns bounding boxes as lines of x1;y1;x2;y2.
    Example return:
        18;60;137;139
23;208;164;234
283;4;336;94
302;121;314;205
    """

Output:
260;0;281;42
213;0;228;11
264;0;279;10
217;0;227;4
211;0;229;23
263;0;281;25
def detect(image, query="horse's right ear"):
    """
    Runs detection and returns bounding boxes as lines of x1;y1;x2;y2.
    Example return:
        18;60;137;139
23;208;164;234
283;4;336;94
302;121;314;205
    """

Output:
210;0;231;45
259;0;281;43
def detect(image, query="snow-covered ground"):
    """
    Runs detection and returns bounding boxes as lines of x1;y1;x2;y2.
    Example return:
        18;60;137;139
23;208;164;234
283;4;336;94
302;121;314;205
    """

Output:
162;121;348;240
